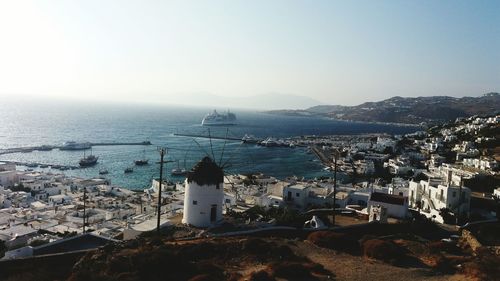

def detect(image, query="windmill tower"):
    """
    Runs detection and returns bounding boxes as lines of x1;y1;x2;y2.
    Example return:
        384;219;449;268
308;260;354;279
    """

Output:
182;156;224;227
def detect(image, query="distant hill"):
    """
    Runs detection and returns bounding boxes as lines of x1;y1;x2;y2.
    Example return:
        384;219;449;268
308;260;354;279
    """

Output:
268;93;500;125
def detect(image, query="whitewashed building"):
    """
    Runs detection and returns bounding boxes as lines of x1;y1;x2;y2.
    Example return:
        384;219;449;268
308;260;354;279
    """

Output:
367;192;408;219
283;184;309;208
0;163;18;188
408;171;471;223
182;157;224;227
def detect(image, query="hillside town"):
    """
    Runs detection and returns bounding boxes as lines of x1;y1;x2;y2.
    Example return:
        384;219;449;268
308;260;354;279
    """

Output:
0;115;498;265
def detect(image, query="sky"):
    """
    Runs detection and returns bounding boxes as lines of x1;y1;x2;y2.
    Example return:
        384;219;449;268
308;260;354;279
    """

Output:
0;0;498;107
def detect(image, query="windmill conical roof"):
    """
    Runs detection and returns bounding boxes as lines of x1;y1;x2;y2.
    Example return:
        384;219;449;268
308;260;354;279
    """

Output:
187;156;223;186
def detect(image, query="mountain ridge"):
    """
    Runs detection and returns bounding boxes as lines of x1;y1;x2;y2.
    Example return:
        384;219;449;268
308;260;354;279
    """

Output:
267;93;500;125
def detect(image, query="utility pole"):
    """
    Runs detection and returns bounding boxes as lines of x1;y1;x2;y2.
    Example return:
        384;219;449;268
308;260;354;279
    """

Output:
332;149;339;227
157;147;166;232
83;187;86;233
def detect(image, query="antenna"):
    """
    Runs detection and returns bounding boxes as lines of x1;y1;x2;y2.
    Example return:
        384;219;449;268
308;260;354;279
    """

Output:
83;186;87;233
156;147;167;232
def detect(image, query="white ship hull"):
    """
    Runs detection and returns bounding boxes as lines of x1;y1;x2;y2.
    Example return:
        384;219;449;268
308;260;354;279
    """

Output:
201;110;237;126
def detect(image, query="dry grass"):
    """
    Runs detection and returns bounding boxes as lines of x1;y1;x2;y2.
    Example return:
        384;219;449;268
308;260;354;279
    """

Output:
362;239;406;264
307;231;360;254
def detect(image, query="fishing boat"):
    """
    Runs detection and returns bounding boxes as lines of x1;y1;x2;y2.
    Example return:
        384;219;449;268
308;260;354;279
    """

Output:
171;160;187;176
99;169;109;175
134;149;149;166
124;167;133;173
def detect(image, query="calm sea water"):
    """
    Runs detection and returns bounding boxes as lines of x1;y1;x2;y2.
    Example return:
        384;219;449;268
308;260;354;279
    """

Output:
0;99;418;188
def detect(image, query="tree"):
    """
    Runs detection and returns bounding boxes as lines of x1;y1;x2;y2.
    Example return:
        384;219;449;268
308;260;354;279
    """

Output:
0;240;6;258
439;208;455;224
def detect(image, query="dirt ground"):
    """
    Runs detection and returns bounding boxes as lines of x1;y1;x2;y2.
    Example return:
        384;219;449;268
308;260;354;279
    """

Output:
293;240;473;281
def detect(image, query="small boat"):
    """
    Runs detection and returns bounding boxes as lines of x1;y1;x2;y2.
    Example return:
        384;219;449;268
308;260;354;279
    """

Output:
40;164;49;168
171;168;187;176
242;134;259;144
124;167;133;173
99;169;109;175
79;149;98;167
135;159;148;165
260;137;279;147
134;149;149;166
26;163;38;168
59;166;69;171
171;159;188;176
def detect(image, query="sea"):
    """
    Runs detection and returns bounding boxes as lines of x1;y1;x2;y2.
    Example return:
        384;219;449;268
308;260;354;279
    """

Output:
0;98;419;189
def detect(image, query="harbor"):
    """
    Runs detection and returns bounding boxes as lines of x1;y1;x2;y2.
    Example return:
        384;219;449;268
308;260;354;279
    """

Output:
0;160;80;170
0;141;152;155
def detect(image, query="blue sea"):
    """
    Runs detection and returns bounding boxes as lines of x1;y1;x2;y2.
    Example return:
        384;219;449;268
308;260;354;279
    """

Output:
0;98;418;189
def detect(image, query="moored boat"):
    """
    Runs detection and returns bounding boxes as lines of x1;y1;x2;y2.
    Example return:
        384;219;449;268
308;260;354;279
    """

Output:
242;134;259;143
60;141;92;151
79;149;98;167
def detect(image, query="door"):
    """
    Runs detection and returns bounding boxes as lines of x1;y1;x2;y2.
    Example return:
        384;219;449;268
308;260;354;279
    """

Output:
210;205;217;222
287;191;292;201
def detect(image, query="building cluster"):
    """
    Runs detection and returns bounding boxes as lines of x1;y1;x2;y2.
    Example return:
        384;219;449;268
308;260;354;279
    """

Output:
0;163;170;259
1;115;498;260
306;114;499;224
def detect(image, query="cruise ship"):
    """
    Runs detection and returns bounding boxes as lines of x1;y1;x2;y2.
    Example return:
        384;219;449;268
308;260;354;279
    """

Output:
201;110;237;126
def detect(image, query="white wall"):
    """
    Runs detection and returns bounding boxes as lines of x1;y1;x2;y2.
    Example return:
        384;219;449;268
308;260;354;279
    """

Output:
367;200;408;219
182;181;224;227
0;170;18;188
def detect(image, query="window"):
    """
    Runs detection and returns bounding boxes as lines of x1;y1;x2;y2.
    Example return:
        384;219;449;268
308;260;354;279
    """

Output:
296;192;300;197
193;200;197;205
225;199;230;203
452;191;456;198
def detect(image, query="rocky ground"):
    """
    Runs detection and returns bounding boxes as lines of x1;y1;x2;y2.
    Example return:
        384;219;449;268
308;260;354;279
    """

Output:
3;221;500;281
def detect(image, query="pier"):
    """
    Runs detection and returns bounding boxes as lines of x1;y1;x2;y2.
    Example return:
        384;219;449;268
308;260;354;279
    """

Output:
90;141;152;146
311;145;333;166
173;133;242;141
0;141;151;156
1;160;80;170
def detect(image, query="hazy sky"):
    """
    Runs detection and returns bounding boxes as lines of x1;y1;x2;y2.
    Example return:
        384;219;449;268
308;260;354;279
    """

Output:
0;0;498;106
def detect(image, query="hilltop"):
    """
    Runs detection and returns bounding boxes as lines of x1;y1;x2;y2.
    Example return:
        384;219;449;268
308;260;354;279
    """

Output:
267;93;500;125
2;221;499;281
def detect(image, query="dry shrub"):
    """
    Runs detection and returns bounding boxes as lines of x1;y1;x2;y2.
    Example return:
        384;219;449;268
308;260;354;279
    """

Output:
307;231;359;254
268;261;324;281
188;274;219;281
248;270;274;281
428;241;461;255
226;272;242;281
461;247;500;281
240;238;295;261
362;239;405;264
